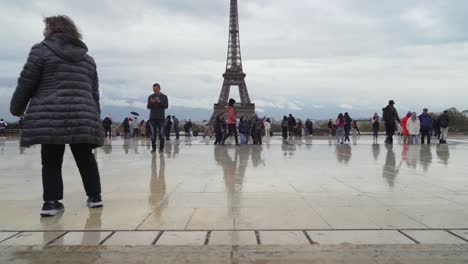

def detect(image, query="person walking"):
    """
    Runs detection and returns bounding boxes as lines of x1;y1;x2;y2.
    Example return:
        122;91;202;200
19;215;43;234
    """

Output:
382;100;400;144
238;117;248;144
172;115;180;140
221;98;239;145
419;108;432;144
335;113;346;144
147;83;169;153
165;115;172;140
344;113;352;143
281;116;288;140
123;117;130;139
102;114;112;138
351;120;361;136
213;114;224;145
9;15;104;216
139;120;147;137
371;113;380;143
0;119;7;139
327;119;334;136
287;114;296;138
438;110;450;144
132;116;139;138
264;118;271;137
401;112;411;144
407;112;420;144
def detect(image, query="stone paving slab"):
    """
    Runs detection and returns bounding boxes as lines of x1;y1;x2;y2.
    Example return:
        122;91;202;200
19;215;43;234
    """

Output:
49;231;112;245
402;230;467;244
1;245;467;264
156;231;207;245
307;230;415;244
103;231;159;245
260;231;310;245
450;230;468;241
208;231;258;245
0;232;64;245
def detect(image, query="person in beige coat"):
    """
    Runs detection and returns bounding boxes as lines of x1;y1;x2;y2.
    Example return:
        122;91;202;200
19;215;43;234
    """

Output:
406;112;420;145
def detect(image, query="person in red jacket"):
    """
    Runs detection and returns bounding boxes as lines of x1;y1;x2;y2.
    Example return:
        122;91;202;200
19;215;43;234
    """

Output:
221;98;239;145
401;112;411;145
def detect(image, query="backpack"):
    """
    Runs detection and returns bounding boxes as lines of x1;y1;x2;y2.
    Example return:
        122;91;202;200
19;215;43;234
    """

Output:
382;107;389;122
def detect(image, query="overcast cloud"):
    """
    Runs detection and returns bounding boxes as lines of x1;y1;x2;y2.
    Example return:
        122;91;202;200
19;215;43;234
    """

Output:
0;0;467;120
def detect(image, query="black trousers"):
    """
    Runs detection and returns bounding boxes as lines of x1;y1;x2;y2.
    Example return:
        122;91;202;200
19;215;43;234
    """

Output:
421;127;431;144
222;124;238;144
104;128;111;137
282;127;288;139
385;125;395;144
41;144;101;201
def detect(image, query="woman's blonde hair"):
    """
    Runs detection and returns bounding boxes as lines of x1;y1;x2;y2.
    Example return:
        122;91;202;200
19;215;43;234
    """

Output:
43;15;82;39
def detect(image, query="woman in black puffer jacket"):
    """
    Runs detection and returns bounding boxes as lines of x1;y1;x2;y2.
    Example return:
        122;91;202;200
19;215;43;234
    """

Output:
10;15;104;217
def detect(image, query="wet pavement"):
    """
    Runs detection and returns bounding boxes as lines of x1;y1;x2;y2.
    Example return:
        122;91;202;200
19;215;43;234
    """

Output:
1;135;468;262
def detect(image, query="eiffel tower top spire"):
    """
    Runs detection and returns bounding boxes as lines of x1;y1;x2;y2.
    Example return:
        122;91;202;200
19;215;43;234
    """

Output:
225;0;244;74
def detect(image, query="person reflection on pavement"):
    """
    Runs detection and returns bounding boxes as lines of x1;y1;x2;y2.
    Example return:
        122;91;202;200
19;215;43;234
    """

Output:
436;144;450;166
419;144;433;172
149;154;166;216
102;138;112;154
382;144;401;188
123;138;130;154
406;144;420;169
372;143;380;161
335;144;352;165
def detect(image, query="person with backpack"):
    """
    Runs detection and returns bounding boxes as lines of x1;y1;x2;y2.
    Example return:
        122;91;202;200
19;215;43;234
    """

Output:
165;115;172;140
407;112;421;144
401;112;412;144
238;117;248;144
213;114;224;145
0;119;7;139
221;98;239;145
418;108;433;144
371;113;380;143
281;116;288;140
335;113;346;144
172;115;180;140
343;113;352;143
123;117;131;139
382;100;400;144
264;118;272;138
437;110;450;144
102;114;112;138
287;114;296;138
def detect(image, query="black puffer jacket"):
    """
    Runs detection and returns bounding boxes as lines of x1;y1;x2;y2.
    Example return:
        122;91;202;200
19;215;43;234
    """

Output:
10;33;104;148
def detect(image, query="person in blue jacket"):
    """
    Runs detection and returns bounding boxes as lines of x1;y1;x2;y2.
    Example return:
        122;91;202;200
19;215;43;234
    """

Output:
418;108;433;144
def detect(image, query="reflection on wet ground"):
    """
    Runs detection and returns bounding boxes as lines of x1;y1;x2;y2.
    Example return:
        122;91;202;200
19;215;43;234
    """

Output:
0;136;468;231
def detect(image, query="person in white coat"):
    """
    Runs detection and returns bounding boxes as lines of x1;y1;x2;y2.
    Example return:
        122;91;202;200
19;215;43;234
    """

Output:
406;112;420;145
264;118;271;137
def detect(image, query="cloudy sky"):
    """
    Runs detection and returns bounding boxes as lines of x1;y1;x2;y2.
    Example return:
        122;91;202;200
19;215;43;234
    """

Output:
0;0;467;121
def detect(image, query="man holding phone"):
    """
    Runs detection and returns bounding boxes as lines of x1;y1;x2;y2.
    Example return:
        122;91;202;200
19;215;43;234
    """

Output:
147;83;169;153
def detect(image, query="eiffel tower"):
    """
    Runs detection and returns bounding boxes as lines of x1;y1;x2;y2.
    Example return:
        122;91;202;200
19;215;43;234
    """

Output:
211;0;255;121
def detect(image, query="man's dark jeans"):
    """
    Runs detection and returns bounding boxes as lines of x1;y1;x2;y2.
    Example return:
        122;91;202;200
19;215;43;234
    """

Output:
150;119;165;150
41;144;101;201
421;127;432;144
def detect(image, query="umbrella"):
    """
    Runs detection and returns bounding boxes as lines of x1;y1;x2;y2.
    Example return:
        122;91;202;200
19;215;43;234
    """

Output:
131;112;140;116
